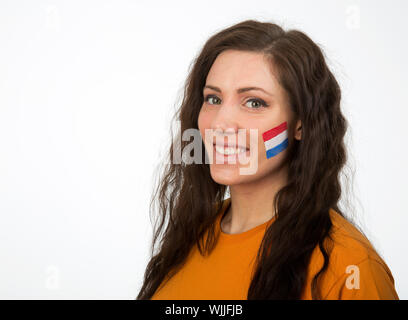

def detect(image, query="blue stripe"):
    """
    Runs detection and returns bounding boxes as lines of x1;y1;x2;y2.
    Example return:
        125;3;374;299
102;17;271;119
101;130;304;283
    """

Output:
266;138;288;159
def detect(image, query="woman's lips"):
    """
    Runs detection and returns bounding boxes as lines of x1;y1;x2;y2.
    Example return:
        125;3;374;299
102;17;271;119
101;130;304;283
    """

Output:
212;144;250;163
213;143;249;150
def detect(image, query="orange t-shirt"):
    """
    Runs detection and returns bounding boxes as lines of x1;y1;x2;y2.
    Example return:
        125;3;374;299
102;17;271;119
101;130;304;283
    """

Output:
151;197;399;300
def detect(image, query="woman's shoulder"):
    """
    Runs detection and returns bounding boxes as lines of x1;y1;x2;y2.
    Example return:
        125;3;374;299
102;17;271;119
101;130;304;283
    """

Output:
306;208;390;276
305;208;398;299
325;209;395;292
327;208;388;267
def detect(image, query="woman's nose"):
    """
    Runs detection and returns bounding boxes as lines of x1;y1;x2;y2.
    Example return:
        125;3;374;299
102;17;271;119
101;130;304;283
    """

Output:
211;99;239;133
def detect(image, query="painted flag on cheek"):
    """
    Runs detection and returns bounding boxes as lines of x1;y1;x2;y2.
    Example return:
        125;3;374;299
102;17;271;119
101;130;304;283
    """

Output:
262;121;289;159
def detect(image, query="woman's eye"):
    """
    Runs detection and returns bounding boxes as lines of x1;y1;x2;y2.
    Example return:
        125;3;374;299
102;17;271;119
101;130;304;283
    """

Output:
204;94;268;109
245;98;268;109
204;95;221;105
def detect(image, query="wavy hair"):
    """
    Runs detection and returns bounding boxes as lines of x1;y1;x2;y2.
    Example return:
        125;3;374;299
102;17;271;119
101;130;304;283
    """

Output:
137;19;363;299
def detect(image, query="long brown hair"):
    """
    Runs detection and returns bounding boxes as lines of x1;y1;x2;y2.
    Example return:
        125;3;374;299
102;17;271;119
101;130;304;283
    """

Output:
137;19;363;299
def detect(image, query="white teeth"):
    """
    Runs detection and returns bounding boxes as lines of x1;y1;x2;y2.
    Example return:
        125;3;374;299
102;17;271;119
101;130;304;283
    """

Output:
215;145;247;155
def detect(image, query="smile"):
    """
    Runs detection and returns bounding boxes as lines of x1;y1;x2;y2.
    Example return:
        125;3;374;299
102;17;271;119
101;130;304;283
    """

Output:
213;144;249;156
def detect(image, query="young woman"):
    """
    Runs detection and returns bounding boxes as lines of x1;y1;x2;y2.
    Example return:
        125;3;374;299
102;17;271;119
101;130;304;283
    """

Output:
137;19;399;300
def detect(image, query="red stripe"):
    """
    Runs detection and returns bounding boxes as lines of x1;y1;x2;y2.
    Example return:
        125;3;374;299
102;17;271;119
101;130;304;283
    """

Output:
262;122;287;141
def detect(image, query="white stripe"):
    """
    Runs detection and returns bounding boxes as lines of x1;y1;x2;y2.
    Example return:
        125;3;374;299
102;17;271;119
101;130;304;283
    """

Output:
264;130;288;150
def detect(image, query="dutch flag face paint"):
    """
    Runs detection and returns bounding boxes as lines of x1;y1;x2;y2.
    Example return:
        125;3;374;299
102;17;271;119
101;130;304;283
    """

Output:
262;121;289;159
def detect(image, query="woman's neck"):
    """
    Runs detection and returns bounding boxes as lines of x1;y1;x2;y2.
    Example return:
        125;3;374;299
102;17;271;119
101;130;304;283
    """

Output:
221;168;287;234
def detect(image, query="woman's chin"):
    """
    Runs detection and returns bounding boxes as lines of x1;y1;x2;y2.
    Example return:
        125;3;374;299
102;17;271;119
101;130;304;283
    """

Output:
209;165;248;185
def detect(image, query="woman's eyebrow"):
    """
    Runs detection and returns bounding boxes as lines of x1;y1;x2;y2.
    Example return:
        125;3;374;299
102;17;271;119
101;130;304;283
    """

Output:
203;85;273;96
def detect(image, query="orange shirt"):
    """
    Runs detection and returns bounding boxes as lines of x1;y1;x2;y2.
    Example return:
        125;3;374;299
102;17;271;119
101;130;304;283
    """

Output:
151;197;399;300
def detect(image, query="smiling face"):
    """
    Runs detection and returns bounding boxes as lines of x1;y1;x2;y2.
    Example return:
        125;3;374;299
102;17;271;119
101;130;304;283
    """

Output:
197;49;301;186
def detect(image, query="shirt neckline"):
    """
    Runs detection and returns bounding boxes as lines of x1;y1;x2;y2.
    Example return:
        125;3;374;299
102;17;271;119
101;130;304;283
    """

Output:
216;198;276;243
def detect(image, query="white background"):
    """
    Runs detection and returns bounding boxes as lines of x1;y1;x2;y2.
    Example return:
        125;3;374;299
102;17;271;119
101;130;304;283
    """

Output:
0;0;406;299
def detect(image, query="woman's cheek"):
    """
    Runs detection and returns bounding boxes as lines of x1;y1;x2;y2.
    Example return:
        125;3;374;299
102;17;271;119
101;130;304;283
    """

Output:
261;121;289;159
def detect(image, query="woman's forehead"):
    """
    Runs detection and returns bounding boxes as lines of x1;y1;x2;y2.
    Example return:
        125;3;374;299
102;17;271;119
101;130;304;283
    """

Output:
206;50;280;93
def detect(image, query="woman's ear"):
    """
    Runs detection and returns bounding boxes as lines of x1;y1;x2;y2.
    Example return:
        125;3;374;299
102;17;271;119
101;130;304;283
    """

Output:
294;120;302;140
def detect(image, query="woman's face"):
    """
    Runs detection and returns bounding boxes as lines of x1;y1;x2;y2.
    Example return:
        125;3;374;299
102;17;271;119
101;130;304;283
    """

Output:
198;49;301;186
